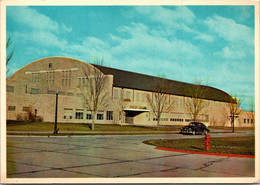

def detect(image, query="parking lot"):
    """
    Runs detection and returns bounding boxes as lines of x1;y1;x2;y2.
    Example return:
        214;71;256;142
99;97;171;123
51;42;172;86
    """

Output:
6;132;255;179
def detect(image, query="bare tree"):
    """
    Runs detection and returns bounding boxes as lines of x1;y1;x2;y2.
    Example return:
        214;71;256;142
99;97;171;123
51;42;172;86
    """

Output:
146;74;173;129
80;57;111;130
6;36;14;76
248;97;255;125
186;78;208;122
228;92;244;132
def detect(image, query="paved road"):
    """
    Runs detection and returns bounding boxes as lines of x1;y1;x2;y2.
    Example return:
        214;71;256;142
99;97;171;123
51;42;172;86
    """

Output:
6;132;255;178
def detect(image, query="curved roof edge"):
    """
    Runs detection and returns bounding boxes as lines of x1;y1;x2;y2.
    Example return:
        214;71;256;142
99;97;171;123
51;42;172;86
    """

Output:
9;56;98;79
9;56;233;103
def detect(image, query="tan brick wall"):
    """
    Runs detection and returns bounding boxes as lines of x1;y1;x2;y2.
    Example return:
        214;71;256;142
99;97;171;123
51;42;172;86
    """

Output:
6;57;254;128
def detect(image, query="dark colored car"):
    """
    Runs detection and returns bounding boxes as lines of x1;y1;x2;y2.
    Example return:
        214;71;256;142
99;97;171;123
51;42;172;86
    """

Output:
180;122;210;135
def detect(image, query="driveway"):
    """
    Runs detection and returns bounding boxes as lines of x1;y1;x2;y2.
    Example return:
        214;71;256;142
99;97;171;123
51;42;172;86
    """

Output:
6;132;255;178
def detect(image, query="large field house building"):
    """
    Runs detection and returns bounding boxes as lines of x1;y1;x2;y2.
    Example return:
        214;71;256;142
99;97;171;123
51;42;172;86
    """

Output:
6;57;254;127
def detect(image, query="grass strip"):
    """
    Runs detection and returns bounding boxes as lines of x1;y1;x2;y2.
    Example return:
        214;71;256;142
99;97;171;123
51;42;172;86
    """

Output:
6;121;180;132
143;136;255;156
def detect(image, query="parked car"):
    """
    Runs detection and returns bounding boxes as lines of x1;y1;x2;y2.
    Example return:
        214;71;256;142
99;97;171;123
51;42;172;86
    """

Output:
180;122;210;135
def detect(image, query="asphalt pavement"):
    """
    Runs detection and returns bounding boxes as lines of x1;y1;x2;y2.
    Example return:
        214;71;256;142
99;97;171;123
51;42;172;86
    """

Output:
5;131;255;180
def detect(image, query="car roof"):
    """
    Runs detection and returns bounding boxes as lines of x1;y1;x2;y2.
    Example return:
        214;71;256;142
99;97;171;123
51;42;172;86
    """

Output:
190;122;205;125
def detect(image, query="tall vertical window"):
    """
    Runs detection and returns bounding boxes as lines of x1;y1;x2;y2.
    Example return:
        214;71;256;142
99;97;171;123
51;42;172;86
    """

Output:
46;71;55;84
142;93;145;102
106;111;113;120
121;90;124;100
126;91;130;99
136;92;140;102
62;70;72;86
32;72;40;82
113;90;118;99
78;77;87;88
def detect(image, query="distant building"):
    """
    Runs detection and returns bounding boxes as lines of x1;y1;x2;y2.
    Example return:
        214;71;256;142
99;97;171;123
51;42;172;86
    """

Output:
6;57;254;127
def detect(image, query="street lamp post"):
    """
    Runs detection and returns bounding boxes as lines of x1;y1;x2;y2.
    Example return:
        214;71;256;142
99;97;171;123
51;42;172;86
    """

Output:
230;114;239;133
54;89;59;134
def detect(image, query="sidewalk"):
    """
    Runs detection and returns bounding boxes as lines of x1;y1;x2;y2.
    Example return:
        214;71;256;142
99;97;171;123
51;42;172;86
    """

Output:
7;130;179;134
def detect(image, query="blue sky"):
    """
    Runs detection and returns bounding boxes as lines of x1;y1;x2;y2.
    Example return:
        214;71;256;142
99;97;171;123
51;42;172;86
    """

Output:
6;5;255;110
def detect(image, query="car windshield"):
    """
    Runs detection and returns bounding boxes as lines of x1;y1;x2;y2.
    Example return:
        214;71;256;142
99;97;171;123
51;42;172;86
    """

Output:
189;122;202;127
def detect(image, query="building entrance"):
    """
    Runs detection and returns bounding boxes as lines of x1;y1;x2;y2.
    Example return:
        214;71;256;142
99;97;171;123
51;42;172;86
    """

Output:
124;108;150;125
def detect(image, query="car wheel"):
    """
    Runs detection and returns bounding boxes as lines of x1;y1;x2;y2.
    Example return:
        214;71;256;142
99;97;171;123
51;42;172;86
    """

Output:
204;130;208;135
192;130;196;135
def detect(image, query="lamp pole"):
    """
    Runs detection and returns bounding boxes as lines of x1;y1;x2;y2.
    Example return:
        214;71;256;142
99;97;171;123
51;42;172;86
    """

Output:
54;89;59;134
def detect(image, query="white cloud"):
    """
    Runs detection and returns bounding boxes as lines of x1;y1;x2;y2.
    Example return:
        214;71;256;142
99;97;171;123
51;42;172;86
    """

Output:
204;15;254;46
110;23;202;62
8;6;72;33
30;31;68;49
215;46;247;59
194;33;214;42
135;6;195;25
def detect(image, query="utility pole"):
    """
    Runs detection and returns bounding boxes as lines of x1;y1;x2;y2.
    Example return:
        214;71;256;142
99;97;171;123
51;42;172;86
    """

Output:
54;90;59;134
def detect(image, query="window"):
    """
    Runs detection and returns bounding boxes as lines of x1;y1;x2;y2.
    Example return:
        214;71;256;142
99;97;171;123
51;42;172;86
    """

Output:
7;86;14;92
49;63;52;68
251;119;253;124
136;92;140;102
244;119;246;124
78;77;87;88
23;107;29;112
62;70;72;86
77;93;83;97
121;90;124;100
47;90;55;94
142;93;145;102
106;111;113;120
31;88;39;94
32;72;40;82
113;90;119;99
46;71;55;84
67;92;74;96
8;106;16;111
58;91;65;95
64;108;73;120
179;98;183;106
64;115;73;119
170;118;184;122
86;114;92;120
97;113;104;120
75;112;83;119
126;91;130;99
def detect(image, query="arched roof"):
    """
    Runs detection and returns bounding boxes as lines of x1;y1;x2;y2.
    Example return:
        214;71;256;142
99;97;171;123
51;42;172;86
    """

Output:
94;64;233;103
9;56;233;102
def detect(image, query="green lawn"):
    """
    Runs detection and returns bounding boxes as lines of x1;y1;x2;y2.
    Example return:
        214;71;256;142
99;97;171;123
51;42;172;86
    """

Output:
208;126;255;131
6;121;180;132
143;136;255;156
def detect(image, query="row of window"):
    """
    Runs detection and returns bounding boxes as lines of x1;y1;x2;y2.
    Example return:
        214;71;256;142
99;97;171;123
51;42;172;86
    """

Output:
113;90;146;102
244;119;254;124
153;118;192;122
8;106;30;111
73;111;113;120
30;70;72;86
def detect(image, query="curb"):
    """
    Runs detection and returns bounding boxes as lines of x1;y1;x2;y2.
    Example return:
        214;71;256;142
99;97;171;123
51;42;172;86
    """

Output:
155;146;255;158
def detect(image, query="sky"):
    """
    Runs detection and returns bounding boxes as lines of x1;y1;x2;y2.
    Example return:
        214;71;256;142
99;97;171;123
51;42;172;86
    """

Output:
6;5;255;110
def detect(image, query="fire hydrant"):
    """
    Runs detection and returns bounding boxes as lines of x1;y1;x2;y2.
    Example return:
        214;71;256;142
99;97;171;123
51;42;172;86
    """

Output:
203;134;211;151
